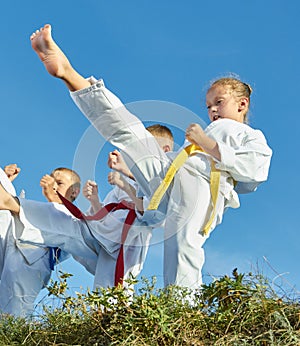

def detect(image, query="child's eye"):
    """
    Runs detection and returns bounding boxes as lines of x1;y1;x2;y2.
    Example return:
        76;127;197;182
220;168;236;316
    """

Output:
217;99;222;104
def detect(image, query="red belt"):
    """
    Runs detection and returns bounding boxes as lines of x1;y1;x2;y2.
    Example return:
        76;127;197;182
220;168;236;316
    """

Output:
57;192;137;286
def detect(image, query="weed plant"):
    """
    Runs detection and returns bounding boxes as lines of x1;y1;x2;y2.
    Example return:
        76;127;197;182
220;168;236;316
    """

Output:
1;269;300;345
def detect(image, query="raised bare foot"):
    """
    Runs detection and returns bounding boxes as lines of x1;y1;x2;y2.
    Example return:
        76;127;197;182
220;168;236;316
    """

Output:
30;24;71;79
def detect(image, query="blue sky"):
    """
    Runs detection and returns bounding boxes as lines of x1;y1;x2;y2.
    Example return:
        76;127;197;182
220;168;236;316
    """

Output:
1;0;299;305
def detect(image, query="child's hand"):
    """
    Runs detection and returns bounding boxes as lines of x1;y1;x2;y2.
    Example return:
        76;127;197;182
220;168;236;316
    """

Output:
83;180;102;213
83;180;99;202
4;164;21;182
186;123;221;160
185;123;206;147
40;174;55;190
108;150;130;174
107;150;121;169
108;172;126;190
40;174;60;202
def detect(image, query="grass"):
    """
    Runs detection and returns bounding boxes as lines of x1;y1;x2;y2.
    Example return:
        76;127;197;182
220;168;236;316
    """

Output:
1;269;300;345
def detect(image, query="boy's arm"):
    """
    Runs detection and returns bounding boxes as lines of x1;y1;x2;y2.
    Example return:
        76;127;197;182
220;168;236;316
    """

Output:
108;172;144;214
82;180;103;213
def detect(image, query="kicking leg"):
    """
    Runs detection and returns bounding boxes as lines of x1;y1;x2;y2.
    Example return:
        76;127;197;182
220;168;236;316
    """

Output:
30;24;90;91
31;24;171;219
19;199;99;261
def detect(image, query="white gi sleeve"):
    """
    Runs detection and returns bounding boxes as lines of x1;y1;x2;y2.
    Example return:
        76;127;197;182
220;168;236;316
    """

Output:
0;167;16;196
206;119;272;193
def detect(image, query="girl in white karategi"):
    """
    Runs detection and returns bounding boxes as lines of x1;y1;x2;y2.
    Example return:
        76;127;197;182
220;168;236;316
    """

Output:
65;76;271;290
2;24;272;290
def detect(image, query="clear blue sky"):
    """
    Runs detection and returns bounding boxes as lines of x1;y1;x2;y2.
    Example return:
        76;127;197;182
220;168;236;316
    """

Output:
1;0;299;305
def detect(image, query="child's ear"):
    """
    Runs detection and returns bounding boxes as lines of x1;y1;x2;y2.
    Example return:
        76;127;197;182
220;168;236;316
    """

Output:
238;97;249;112
72;186;80;201
162;144;171;153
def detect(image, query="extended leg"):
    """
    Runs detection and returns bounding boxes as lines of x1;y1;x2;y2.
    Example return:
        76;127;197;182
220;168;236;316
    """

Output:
30;25;171;218
19;199;99;261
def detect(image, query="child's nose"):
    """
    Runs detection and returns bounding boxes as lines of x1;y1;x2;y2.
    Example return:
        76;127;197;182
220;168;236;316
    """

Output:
210;105;217;112
208;107;217;116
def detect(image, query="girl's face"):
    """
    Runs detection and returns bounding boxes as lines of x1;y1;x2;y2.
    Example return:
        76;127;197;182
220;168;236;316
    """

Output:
206;86;247;123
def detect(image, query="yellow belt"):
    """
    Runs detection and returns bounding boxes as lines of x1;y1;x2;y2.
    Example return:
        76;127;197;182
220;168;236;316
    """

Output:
147;144;220;236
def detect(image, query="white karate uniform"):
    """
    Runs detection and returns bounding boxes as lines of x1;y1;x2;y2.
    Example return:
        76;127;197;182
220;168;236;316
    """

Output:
19;180;153;289
0;168;69;317
70;78;272;289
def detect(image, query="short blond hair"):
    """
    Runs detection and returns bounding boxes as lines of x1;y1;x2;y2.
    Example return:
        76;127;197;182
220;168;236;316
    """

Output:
146;124;174;151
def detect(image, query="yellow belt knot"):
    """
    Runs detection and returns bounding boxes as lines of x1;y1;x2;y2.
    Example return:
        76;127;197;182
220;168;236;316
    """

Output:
147;144;220;236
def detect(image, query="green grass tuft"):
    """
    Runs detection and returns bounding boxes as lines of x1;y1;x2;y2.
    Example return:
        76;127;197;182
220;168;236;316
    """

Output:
1;269;300;345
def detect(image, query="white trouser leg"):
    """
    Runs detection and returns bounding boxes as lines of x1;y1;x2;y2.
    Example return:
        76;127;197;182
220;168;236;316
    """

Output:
0;249;50;317
19;199;99;261
93;247;117;289
164;169;212;288
0;211;12;275
0;217;51;317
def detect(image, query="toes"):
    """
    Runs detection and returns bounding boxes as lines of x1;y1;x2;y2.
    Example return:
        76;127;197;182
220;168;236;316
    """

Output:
30;28;42;40
30;29;40;39
30;24;52;40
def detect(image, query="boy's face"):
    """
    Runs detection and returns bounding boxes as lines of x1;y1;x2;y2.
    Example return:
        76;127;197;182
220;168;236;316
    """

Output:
206;86;246;123
52;170;79;202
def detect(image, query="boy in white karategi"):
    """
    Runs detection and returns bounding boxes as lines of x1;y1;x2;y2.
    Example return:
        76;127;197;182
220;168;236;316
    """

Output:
81;124;174;287
0;165;80;317
0;125;173;291
2;24;272;290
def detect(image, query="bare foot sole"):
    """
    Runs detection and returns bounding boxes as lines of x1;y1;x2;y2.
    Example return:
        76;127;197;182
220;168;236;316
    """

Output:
30;24;71;79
